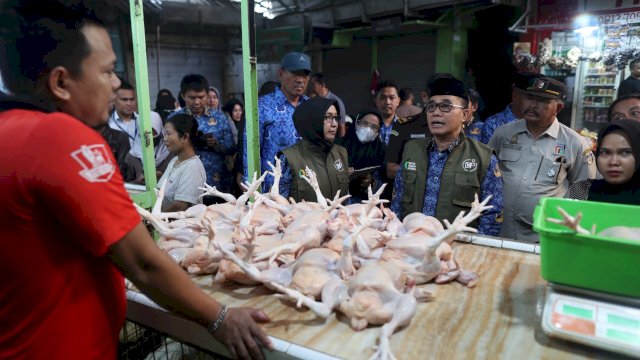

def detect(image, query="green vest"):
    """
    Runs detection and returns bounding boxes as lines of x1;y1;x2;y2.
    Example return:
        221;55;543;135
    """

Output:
281;140;350;203
399;134;492;226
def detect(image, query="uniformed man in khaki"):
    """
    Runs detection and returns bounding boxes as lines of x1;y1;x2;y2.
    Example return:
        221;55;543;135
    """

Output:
489;77;597;242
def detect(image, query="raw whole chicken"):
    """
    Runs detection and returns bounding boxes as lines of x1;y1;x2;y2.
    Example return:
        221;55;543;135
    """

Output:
138;156;493;360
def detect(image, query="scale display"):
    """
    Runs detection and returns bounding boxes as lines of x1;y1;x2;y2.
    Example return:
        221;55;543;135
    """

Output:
543;290;640;358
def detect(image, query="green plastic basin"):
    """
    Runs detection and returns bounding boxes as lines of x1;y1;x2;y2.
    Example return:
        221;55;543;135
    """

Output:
533;197;640;298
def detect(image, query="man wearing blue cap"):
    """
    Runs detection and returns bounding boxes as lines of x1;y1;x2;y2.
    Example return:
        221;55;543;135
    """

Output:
489;77;597;242
244;52;311;192
390;78;504;236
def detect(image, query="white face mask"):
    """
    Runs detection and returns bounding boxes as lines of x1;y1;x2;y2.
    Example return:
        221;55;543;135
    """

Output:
356;125;378;143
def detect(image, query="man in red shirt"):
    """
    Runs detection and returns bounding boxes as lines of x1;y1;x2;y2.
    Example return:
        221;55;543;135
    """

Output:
0;1;272;359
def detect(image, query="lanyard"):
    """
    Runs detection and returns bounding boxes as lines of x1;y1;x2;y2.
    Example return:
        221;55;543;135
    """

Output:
111;112;138;141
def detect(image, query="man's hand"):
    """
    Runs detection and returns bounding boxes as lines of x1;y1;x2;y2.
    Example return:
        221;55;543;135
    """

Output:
108;224;274;360
206;134;218;148
213;307;273;360
359;173;373;188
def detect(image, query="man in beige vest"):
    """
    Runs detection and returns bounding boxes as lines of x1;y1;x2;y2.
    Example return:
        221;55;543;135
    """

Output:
390;78;504;235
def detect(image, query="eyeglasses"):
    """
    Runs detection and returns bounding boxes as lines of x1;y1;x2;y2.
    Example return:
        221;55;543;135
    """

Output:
357;119;380;132
324;115;339;124
426;102;467;113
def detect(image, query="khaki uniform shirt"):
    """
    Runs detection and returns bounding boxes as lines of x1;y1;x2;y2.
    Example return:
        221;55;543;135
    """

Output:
489;118;597;242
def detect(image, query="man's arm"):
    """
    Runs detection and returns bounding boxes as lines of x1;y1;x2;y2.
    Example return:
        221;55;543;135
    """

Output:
477;156;504;236
108;223;273;359
278;156;292;199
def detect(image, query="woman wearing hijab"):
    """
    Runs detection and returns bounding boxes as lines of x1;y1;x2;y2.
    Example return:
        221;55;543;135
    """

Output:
124;111;173;183
209;86;238;146
336;108;386;203
278;97;350;202
588;119;640;205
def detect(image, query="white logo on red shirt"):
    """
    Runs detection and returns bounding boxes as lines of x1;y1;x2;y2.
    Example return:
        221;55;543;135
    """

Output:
71;144;115;182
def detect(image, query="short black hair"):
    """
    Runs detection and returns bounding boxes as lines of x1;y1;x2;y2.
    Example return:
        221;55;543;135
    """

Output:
166;114;205;148
375;80;399;97
608;93;640;121
158;88;174;97
258;81;280;97
630;59;640;70
0;0;106;95
117;81;135;92
311;73;326;87
180;74;209;96
468;88;481;105
399;87;414;102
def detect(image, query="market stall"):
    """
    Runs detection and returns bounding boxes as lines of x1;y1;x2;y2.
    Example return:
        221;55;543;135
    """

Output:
125;238;622;360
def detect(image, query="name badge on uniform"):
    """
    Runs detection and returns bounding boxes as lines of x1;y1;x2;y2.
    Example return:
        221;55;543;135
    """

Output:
404;161;416;171
410;133;426;139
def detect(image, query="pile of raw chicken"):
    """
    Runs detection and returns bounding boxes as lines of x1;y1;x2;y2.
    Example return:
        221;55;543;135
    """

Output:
136;157;493;360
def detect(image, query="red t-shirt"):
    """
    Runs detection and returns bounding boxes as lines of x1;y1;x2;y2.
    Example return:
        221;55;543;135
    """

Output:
0;109;141;359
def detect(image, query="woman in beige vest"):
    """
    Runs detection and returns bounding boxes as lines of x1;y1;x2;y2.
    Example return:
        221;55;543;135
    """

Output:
278;97;350;203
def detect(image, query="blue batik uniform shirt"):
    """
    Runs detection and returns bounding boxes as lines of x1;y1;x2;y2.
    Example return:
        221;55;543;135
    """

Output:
465;121;485;142
481;104;517;144
244;87;308;192
390;138;504;236
379;115;398;145
169;107;235;192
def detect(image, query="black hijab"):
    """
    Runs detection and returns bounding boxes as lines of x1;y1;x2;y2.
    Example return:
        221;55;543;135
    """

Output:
589;119;640;205
293;97;338;154
336;107;386;169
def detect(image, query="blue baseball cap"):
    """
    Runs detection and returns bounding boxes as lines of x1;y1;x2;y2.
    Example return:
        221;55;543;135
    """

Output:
281;52;311;73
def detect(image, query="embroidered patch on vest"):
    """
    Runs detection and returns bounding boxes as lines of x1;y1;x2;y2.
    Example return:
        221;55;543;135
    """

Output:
462;158;478;172
334;159;344;171
298;169;307;178
404;161;416;171
71;144;115;183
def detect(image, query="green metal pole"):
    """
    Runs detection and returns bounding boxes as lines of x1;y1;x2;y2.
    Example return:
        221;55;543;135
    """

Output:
129;0;157;208
242;0;260;181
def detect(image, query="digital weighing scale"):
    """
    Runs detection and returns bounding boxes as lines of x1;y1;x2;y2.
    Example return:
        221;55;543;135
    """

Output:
542;283;640;358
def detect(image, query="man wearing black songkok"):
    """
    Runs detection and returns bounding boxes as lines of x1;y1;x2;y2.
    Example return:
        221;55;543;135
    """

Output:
390;78;504;236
